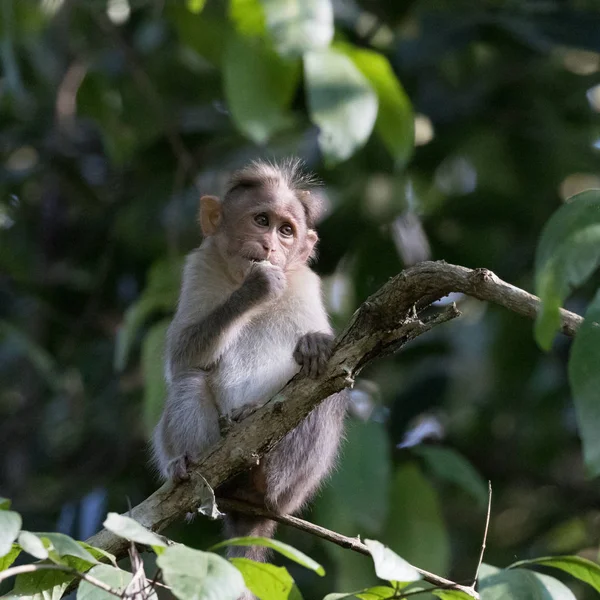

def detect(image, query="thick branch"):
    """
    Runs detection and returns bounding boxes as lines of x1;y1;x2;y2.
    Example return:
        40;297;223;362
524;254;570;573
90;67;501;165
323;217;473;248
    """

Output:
86;261;582;562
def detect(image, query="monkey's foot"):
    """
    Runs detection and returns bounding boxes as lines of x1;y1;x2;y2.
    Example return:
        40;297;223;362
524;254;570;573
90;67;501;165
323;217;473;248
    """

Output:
166;454;192;483
293;332;334;378
219;414;234;436
231;404;259;423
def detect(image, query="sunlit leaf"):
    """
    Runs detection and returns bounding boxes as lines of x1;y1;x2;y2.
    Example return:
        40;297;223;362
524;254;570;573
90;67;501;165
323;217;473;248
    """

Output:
211;536;324;575
186;0;207;14
223;34;299;144
13;568;73;600
78;543;118;568
0;545;21;571
511;555;600;593
381;463;450;576
305;48;378;165
433;590;476;600
103;513;166;553
0;498;10;510
0;511;22;558
413;446;488;508
337;43;414;167
229;0;266;36
38;533;97;565
364;539;420;584
231;558;302;600
157;545;245;600
260;0;333;56
480;568;576;600
18;531;48;560
534;190;600;350
77;564;132;600
568;289;600;476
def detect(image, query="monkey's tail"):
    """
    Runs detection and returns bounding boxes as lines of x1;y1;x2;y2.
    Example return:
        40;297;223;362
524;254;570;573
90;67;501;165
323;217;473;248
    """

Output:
223;513;277;562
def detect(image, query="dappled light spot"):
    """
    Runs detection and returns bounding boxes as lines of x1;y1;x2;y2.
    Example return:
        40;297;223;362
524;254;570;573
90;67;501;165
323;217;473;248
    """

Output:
414;114;434;146
6;147;38;172
434;155;477;196
107;0;131;25
560;48;600;75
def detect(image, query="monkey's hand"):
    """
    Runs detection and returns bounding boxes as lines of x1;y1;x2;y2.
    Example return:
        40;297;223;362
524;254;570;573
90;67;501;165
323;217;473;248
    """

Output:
293;332;335;378
243;261;286;303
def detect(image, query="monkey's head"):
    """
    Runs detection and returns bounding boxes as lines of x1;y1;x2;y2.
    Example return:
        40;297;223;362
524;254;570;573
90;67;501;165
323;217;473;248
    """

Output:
199;159;324;281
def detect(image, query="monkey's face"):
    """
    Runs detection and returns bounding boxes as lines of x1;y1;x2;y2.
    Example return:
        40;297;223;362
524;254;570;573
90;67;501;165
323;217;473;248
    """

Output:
217;187;317;280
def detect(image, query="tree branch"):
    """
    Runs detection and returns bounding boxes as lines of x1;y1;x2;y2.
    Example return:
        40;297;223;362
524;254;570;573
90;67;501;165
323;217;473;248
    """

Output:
85;261;582;569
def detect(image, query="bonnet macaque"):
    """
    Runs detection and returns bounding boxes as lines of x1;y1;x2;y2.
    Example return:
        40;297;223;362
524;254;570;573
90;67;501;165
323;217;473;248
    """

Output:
152;159;347;564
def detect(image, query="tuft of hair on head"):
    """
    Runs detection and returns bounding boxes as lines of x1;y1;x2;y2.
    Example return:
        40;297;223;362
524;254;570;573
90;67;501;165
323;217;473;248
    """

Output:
225;158;325;228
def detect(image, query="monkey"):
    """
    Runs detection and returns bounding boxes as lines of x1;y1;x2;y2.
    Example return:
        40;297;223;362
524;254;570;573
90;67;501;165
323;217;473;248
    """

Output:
152;159;347;570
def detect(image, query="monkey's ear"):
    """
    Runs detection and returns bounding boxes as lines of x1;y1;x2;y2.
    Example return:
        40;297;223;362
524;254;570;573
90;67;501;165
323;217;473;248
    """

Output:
199;195;222;236
300;229;318;263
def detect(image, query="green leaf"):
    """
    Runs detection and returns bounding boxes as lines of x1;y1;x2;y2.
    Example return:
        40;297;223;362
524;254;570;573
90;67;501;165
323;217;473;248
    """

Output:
211;537;324;575
78;543;118;568
324;588;398;600
77;564;132;600
186;0;207;14
18;531;48;560
141;319;170;436
381;463;450;576
114;258;181;371
304;48;378;165
229;0;266;36
510;555;600;593
0;498;11;510
231;558;302;600
413;446;489;508
13;568;73;600
364;539;420;584
223;34;299;145
157;545;245;600
260;0;333;57
0;511;22;558
534;190;600;349
568;289;600;476
433;590;477;600
37;533;97;565
102;513;166;553
0;545;21;571
480;568;576;600
336;43;414;167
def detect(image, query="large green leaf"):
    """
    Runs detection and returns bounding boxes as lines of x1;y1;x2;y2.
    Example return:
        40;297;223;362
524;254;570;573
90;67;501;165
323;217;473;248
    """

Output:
480;568;576;600
211;536;324;575
324;588;396;600
77;565;132;600
13;570;73;600
18;531;48;560
568;289;600;476
534;190;600;349
413;446;488;508
260;0;333;57
511;555;600;593
230;558;302;600
381;463;450;576
157;545;245;600
0;545;21;571
103;513;166;553
364;539;420;585
36;533;97;565
304;48;378;165
223;34;299;144
0;511;22;558
336;43;414;167
141;319;170;436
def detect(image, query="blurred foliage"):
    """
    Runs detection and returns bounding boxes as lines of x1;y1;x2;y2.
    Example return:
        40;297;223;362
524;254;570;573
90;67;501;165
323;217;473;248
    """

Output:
2;0;600;598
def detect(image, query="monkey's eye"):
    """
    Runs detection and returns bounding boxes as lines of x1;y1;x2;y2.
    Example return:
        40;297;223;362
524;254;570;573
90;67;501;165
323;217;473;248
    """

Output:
280;223;294;237
254;213;269;227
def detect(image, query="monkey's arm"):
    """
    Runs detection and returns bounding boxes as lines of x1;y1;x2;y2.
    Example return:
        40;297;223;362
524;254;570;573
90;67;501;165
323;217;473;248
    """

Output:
170;261;285;372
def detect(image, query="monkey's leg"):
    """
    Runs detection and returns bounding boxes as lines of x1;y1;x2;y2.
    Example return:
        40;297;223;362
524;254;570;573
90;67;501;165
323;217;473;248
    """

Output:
153;373;220;482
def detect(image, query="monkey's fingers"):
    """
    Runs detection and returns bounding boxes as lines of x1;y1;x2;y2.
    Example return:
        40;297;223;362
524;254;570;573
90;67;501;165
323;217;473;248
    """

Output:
167;454;192;483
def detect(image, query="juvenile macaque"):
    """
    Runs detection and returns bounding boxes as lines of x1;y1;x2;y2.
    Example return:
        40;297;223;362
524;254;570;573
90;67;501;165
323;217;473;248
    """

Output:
152;159;347;565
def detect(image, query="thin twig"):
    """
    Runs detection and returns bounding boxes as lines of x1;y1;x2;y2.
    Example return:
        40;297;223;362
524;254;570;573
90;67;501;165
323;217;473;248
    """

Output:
0;564;121;597
216;498;479;599
471;481;493;588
